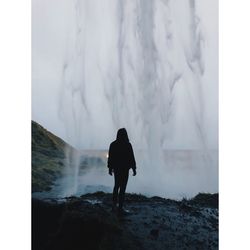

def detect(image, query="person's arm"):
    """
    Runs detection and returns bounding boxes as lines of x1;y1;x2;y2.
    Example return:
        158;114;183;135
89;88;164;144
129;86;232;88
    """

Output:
107;143;113;175
129;143;136;176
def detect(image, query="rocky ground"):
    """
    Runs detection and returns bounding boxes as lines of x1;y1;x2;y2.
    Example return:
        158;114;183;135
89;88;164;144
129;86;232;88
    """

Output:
32;192;218;250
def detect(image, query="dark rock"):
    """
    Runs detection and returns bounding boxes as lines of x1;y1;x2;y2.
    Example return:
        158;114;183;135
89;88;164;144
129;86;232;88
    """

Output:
32;192;218;250
189;193;218;208
150;229;159;240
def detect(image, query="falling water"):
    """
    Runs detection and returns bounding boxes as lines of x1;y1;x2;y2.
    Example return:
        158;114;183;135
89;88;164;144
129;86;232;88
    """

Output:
33;0;218;199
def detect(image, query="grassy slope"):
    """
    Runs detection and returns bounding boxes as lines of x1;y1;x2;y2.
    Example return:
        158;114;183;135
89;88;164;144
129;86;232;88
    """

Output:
32;120;74;192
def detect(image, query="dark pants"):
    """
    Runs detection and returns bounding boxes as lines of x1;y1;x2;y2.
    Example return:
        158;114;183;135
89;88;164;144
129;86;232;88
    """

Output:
113;169;129;209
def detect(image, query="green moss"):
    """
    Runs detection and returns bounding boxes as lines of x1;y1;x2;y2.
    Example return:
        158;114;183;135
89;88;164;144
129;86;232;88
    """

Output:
32;120;77;192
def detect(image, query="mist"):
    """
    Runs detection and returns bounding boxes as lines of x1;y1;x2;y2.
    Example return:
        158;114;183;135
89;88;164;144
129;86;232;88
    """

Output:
32;0;218;199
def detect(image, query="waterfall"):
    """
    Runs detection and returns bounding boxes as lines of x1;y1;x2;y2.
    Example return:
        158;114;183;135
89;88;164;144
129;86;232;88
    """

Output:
33;0;218;198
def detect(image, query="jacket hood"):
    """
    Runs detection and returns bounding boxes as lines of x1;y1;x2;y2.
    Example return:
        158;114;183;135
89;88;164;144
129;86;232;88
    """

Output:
116;128;129;143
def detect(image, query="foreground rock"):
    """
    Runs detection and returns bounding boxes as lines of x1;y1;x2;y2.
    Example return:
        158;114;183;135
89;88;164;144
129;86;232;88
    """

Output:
32;192;218;250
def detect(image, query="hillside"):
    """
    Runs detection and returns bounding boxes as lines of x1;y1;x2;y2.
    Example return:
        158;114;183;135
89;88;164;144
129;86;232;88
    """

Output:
32;120;75;192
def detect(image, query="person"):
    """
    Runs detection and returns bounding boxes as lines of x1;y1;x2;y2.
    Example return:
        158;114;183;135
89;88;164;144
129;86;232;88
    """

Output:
107;128;136;214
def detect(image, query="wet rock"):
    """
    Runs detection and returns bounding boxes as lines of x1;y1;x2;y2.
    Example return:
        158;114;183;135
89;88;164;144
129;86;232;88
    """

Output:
150;229;159;240
32;192;218;250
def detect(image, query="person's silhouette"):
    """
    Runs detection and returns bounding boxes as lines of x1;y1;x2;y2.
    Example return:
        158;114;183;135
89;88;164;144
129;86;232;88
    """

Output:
107;128;136;214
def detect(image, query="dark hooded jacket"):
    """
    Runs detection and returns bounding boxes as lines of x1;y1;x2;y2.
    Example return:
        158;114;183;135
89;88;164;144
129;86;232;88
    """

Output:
107;128;136;171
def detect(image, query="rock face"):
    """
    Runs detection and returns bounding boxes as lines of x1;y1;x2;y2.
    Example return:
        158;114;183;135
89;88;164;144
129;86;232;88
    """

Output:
32;121;76;192
32;192;218;250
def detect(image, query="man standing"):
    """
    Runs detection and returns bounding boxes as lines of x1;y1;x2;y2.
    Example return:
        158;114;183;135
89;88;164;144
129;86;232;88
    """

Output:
107;128;136;214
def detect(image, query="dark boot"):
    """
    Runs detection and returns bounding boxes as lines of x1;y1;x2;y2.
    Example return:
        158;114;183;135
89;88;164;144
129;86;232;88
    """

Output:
111;202;117;212
117;207;129;216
